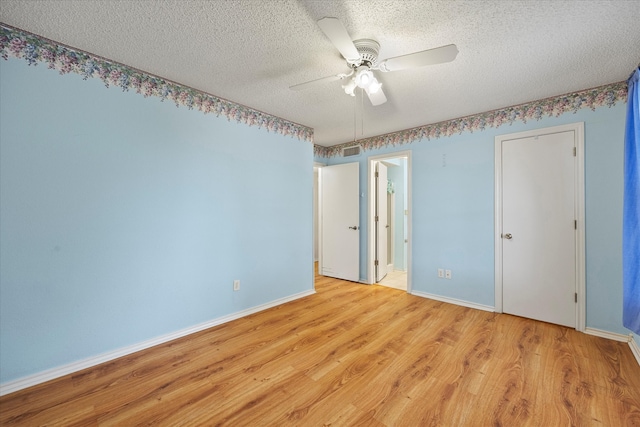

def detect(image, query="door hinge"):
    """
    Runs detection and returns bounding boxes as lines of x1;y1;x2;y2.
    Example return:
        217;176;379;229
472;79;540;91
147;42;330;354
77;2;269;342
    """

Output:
375;260;379;266
574;220;577;230
575;292;578;303
375;171;379;178
375;215;379;222
573;147;577;157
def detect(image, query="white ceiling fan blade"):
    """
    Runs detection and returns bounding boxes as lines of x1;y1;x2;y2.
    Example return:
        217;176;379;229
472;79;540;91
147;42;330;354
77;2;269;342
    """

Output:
378;44;458;72
366;86;387;106
317;17;360;62
289;74;344;91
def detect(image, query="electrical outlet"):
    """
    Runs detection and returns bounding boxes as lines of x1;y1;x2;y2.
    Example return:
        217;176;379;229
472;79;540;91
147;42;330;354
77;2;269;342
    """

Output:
437;268;444;278
445;270;452;279
233;280;240;291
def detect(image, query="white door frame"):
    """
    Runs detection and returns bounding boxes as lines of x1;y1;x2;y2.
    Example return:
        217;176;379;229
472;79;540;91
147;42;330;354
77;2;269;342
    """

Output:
494;122;585;331
375;162;388;282
367;151;412;289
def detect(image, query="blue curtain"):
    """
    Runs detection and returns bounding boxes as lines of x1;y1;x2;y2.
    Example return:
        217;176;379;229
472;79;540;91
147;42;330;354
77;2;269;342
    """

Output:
623;66;640;334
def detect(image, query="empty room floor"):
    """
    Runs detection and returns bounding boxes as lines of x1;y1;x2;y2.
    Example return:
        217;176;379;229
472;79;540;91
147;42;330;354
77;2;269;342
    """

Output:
1;270;639;425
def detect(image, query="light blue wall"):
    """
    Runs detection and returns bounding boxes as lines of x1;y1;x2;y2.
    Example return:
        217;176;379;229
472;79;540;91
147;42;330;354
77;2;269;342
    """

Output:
314;153;330;166
319;102;629;335
0;58;313;383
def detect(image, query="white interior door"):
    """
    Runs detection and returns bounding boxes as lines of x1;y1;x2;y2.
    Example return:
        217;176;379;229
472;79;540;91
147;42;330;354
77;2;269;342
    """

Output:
321;162;359;282
501;131;576;327
376;162;388;282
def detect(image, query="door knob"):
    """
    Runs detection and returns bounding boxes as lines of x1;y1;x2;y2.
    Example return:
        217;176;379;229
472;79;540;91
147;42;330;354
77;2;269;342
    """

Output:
503;233;512;239
348;226;359;230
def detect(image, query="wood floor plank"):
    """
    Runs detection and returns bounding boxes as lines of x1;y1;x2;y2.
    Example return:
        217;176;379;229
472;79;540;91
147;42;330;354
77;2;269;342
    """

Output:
1;267;639;426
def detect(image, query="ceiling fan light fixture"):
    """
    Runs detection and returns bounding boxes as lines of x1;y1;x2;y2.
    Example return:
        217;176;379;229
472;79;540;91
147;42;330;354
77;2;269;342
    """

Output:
342;78;356;96
355;68;374;88
367;78;382;94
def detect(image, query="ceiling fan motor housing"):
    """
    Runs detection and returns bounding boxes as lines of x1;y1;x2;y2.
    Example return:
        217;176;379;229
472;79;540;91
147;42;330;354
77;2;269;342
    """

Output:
349;39;380;67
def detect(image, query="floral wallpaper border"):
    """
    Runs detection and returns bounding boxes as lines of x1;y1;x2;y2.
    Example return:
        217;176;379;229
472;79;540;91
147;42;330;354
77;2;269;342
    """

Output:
0;24;314;144
1;23;628;159
315;80;628;158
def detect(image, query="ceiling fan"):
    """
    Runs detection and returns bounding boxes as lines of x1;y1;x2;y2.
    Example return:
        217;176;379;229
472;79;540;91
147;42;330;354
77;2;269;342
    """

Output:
290;17;459;106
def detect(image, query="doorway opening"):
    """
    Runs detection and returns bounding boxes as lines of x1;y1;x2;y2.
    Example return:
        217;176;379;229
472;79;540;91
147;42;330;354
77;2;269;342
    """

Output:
368;151;411;291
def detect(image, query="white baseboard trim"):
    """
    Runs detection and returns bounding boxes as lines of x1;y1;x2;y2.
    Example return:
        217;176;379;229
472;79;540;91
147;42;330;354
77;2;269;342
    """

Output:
584;327;631;342
0;289;315;397
629;337;640;367
410;290;495;313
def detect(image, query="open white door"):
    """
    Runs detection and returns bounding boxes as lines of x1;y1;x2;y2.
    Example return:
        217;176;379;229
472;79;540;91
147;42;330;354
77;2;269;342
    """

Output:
321;162;359;282
376;162;388;282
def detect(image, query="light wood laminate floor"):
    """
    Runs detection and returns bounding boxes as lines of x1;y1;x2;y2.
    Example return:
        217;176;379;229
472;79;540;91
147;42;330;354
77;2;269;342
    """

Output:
1;268;639;426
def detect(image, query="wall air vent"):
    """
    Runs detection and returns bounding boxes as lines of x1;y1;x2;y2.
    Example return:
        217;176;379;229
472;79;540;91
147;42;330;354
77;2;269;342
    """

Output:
342;145;361;157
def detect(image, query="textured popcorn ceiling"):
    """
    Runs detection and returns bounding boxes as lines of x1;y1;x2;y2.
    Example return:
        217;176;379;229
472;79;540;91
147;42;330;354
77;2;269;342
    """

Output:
1;0;639;146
